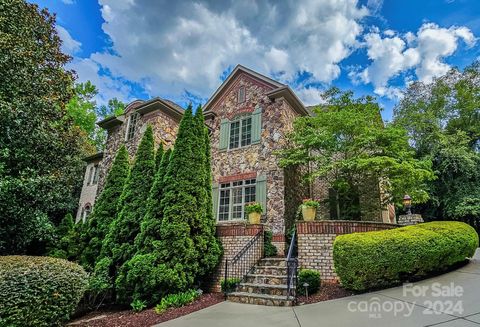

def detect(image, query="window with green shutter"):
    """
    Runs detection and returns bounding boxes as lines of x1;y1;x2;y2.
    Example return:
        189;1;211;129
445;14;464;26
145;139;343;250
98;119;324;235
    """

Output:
216;178;258;221
218;106;262;151
256;174;267;214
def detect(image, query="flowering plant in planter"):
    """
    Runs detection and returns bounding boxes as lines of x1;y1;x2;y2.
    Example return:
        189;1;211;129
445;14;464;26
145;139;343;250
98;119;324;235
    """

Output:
245;202;263;224
301;199;319;221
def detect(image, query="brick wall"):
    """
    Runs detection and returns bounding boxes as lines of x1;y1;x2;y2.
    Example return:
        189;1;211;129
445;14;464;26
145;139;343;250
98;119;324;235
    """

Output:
210;223;264;292
296;220;399;282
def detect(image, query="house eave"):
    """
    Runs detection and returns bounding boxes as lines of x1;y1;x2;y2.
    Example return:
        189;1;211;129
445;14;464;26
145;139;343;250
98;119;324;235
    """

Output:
266;86;310;116
97;115;125;130
82;152;104;163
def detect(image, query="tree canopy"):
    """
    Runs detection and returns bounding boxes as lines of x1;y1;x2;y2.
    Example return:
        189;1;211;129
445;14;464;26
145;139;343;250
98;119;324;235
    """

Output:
279;88;434;219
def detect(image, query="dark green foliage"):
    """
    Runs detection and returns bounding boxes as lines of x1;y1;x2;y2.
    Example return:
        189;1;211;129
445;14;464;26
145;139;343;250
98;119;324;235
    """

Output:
393;62;480;229
79;145;130;270
155;144;164;172
0;256;88;327
99;126;155;302
130;299;147;312
48;214;83;261
0;0;87;255
154;289;200;314
264;231;278;257
298;269;321;295
220;278;241;293
333;222;479;291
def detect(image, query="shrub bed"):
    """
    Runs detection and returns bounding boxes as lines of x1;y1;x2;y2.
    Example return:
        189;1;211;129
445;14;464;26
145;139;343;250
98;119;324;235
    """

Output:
0;256;88;327
297;269;321;295
333;221;478;292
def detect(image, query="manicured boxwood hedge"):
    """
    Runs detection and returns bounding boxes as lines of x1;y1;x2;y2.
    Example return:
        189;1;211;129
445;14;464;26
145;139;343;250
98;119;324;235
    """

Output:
0;256;88;327
333;221;479;292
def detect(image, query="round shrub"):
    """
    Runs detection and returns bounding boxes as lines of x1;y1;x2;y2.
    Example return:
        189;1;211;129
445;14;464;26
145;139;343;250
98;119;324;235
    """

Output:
0;256;88;327
333;221;479;292
298;269;321;295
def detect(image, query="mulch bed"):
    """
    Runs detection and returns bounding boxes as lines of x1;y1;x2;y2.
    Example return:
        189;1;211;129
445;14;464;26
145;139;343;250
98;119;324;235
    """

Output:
68;293;224;327
296;282;353;305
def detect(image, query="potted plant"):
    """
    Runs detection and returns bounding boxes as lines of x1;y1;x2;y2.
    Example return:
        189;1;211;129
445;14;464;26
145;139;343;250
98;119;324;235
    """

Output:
301;199;319;221
245;202;263;224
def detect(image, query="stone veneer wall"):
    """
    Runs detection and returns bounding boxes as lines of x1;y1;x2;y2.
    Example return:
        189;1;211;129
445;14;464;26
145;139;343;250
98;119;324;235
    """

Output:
210;223;264;292
76;158;102;222
206;73;301;250
296;220;399;282
97;103;179;194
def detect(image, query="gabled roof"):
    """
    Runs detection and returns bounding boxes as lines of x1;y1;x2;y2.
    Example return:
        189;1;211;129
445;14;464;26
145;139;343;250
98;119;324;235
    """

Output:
97;97;184;130
203;64;310;117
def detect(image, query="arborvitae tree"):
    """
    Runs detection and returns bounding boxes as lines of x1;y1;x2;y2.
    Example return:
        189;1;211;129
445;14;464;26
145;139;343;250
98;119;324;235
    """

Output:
191;107;221;280
48;213;84;261
115;148;172;304
97;126;155;299
79;145;130;270
155;144;164;172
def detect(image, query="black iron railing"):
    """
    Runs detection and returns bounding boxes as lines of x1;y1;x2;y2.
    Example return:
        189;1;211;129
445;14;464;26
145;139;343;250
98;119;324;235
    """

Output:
286;228;298;301
223;230;263;295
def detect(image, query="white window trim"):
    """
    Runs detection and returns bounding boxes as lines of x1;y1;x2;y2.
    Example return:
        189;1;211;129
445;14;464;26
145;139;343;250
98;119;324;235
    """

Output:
228;116;252;150
217;179;256;222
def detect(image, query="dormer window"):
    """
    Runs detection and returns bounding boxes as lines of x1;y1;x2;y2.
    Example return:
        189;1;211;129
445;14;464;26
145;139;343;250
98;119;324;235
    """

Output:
237;86;246;104
126;112;139;141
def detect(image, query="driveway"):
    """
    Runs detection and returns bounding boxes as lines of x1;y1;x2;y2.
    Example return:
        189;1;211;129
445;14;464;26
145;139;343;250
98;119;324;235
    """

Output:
156;249;480;327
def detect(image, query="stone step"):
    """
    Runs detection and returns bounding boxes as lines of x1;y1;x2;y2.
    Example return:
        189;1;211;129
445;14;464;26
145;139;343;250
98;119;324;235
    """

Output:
227;292;293;306
254;265;288;275
258;258;287;267
245;274;288;285
237;282;290;296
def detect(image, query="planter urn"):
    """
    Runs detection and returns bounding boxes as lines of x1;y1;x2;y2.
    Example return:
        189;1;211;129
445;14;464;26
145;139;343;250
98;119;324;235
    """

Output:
302;206;316;221
248;212;261;224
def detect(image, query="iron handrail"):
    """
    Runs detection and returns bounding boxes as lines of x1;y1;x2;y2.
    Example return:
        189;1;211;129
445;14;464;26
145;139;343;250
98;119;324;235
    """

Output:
224;230;263;296
286;228;298;301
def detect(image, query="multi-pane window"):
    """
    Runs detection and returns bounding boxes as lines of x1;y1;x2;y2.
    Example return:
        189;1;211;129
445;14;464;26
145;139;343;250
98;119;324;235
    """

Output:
229;117;252;149
237;86;246;103
87;164;99;185
126;112;139;141
92;164;99;184
217;179;256;221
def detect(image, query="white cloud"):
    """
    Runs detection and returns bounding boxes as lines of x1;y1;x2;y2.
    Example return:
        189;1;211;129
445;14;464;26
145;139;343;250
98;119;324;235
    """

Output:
61;0;75;5
354;22;476;97
75;0;369;104
56;25;81;55
295;86;325;106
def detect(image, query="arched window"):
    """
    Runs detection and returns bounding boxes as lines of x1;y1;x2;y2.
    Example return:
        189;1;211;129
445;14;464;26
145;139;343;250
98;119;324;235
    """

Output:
82;203;92;221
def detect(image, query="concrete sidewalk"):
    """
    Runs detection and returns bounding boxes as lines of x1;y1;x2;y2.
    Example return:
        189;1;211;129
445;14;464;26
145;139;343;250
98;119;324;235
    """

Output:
156;249;480;327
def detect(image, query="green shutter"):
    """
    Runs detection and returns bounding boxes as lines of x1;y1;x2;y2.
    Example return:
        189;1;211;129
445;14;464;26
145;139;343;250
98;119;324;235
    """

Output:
256;174;267;214
219;118;230;150
251;106;262;144
212;183;219;220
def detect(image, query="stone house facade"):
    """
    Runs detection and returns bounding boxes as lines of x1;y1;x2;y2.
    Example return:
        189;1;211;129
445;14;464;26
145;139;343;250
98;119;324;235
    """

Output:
76;65;387;252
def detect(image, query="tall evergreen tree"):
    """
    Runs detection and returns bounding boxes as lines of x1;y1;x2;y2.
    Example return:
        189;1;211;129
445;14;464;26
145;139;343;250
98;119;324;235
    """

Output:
115;148;172;304
79;145;130;270
98;125;155;297
191;107;221;280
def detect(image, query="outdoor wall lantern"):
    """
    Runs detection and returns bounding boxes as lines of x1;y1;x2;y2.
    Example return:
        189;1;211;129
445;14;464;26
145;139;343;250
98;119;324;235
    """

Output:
403;194;412;215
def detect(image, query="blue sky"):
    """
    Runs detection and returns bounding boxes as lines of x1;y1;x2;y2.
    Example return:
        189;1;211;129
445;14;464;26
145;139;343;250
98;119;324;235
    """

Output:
31;0;480;121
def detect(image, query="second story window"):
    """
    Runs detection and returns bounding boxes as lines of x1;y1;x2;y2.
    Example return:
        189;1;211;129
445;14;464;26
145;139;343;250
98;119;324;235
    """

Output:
229;117;252;149
237;86;246;103
126;112;139;141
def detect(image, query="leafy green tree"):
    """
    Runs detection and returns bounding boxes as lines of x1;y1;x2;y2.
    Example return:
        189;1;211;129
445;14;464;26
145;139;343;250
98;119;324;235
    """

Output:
97;98;125;120
98;126;155;301
155;144;164;173
279;88;435;219
0;0;87;254
79;145;130;270
394;62;480;223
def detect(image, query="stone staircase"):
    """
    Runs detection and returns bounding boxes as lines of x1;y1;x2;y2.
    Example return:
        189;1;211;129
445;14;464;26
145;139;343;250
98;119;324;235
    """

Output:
227;257;294;306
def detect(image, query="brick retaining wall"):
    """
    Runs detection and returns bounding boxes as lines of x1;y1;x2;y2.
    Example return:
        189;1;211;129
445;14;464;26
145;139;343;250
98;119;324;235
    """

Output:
296;220;398;281
211;223;264;292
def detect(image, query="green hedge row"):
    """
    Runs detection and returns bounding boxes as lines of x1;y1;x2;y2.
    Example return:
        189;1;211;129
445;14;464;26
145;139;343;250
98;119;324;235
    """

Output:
333;221;479;291
0;256;88;327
